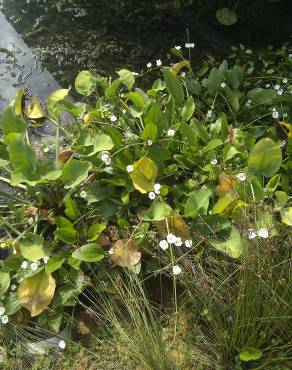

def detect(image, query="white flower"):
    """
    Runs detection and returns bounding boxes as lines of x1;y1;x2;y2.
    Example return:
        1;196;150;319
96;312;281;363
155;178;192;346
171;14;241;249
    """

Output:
265;83;271;88
104;158;111;166
175;45;181;50
257;228;269;238
80;191;87;198
206;109;213;118
210;158;218;165
167;233;176;244
185;239;193;248
154;183;161;194
236;173;246;182
21;261;28;269
181;71;186;77
247;229;257;240
274;84;280;90
31;262;38;271
1;315;8;324
148;192;156;200
58;340;66;349
159;240;169;250
10;284;16;291
101;153;110;162
185;43;194;48
167;129;175;137
221;82;226;88
277;89;283;96
124;129;133;138
272;111;279;119
147;62;152;68
43;146;50;153
43;257;49;264
174;237;182;247
133;72;139;76
283;78;288;84
147;140;153;146
289;54;292;59
156;59;162;67
110;115;117;122
126;165;134;173
172;265;182;275
108;248;114;255
0;307;5;316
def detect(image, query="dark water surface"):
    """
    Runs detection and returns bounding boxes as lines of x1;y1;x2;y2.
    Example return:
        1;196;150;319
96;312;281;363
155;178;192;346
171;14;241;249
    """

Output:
0;0;292;87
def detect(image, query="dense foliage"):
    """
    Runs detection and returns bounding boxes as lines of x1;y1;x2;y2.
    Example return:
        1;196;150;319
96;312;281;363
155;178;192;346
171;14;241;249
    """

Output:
0;44;291;368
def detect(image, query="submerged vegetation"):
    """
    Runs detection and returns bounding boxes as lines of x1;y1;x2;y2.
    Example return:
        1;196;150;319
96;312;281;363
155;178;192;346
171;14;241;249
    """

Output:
0;42;291;369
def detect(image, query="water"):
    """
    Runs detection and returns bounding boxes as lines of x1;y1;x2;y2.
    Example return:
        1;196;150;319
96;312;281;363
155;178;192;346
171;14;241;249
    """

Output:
0;0;291;88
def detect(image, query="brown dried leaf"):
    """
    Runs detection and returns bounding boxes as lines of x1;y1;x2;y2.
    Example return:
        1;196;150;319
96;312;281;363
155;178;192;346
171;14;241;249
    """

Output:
59;149;74;162
216;172;236;196
157;211;190;241
111;239;141;267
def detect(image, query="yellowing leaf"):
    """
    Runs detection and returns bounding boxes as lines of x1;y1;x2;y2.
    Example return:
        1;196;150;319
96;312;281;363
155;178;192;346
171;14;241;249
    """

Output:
111;239;141;267
130;157;158;193
171;60;189;75
25;97;45;119
157;211;190;240
18;271;56;317
281;207;292;226
216;172;236;195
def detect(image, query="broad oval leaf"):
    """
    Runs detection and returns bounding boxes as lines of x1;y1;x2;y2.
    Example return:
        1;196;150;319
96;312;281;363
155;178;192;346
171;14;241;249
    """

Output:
0;271;10;297
18;271;56;317
72;243;105;262
281;207;292;226
62;159;92;188
239;347;263;362
75;70;97;96
20;233;50;262
1;107;26;135
157;211;190;240
248;138;282;177
216;8;238;26
209;226;243;258
111;239;141;267
47;88;70;118
117;69;135;90
130;157;158;193
140;202;172;221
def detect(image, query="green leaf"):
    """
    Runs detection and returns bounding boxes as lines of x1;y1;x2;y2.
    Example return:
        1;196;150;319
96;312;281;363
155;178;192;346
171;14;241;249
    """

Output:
117;69;135;90
72;243;105;262
239;348;263;362
140;202;172;221
182;96;195;121
20;233;50;262
65;196;80;220
47;310;63;333
248;138;282;177
52;286;76;308
185;187;212;218
202;138;223;153
4;133;38;185
142;122;158;141
163;68;184;106
224;87;241;112
45;257;65;274
62;159;92;188
275;191;288;207
75;70;97;96
4;293;21;315
55;217;78;244
47;88;70;118
209;227;243;258
191;119;210;143
236;178;264;202
11;88;25;115
0;271;10;297
130;157;158;193
53;99;83;117
1;107;26;135
207;67;221;96
87;224;106;241
281;207;292;226
105;79;121;98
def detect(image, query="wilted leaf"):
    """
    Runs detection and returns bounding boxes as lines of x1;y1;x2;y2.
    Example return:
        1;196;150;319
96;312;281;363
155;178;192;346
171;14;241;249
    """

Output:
59;149;74;162
25;97;45;119
157;211;190;240
216;172;236;195
18;271;56;317
111;239;141;267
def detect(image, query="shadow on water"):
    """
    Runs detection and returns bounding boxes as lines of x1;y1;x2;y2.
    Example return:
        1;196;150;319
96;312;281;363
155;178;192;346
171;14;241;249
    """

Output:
0;0;292;87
